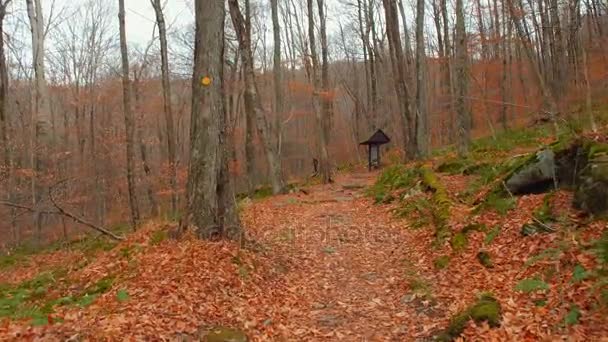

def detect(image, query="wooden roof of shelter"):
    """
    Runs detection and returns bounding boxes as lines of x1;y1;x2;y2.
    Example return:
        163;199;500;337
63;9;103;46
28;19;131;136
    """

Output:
360;129;390;145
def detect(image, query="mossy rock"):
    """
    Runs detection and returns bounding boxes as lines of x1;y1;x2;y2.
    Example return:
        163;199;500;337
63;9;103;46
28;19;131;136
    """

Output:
203;327;248;342
419;167;452;242
451;233;468;252
477;251;493;268
521;222;554;236
436;294;501;341
574;153;608;217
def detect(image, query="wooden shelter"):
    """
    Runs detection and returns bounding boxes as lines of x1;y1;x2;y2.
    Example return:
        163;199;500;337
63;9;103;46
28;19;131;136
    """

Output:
360;129;391;171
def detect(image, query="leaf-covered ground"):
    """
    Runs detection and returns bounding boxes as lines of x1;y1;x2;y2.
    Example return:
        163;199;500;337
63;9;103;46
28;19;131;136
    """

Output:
1;146;608;340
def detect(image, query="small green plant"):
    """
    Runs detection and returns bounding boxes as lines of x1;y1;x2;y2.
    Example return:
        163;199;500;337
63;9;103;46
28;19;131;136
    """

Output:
484;226;501;245
367;165;420;203
149;230;168;246
572;264;589;283
564;305;581;326
515;277;549;293
451;233;468;252
322;246;336;254
116;289;130;302
434;255;450;270
436;293;501;341
483;193;517;216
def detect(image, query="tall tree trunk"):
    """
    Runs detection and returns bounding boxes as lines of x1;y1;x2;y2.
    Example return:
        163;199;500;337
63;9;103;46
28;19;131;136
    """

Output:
318;0;332;143
26;0;51;244
507;0;559;132
270;0;284;166
455;0;471;156
307;0;332;183
186;0;241;239
151;0;178;213
415;0;428;157
228;0;285;194
382;0;417;160
133;75;159;216
0;0;16;245
118;0;141;229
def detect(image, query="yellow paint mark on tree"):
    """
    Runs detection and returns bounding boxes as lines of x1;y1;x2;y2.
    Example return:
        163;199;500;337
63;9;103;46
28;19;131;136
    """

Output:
201;76;212;86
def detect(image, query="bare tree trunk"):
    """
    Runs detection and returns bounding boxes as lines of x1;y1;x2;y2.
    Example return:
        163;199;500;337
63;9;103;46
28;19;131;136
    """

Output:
26;0;52;245
582;49;596;132
151;0;178;213
455;0;471;156
318;0;333;143
382;0;417;160
186;0;241;240
118;0;141;229
307;0;332;183
415;0;429;157
271;0;284;152
133;74;159;216
508;0;559;132
228;0;285;194
0;0;16;246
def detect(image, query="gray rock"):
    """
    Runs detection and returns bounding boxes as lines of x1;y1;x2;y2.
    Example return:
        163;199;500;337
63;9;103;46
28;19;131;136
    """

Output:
506;149;556;194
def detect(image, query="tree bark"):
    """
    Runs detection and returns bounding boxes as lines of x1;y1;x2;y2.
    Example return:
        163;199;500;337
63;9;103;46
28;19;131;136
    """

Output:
270;0;284;153
307;0;332;183
228;0;285;194
26;0;52;245
382;0;417;160
0;0;16;245
187;0;241;239
455;0;471;156
118;0;141;229
507;0;559;132
415;0;429;157
151;0;178;213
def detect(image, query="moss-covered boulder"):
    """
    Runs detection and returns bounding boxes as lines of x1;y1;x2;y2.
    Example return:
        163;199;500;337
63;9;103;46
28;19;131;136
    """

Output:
574;152;608;217
203;327;248;342
505;149;556;195
486;137;608;217
436;294;501;341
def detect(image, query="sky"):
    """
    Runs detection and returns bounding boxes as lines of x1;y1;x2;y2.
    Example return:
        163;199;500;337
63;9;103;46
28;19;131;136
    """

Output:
55;0;194;46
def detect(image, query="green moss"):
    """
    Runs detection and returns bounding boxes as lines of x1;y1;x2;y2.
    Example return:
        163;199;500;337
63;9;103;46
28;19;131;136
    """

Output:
436;294;501;341
482;192;517;216
451;233;468;252
515;277;549;293
367;164;420;203
484;226;501;245
477;251;493;268
462;223;487;234
84;276;115;296
434;255;450;269
436;159;470;174
0;269;67;323
149;230;168;246
420;167;452;243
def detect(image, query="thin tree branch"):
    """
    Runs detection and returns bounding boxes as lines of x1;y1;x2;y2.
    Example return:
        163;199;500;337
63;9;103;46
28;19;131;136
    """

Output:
49;180;125;241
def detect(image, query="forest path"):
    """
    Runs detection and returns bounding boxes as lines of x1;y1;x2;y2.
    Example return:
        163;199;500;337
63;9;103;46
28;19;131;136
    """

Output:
245;172;432;340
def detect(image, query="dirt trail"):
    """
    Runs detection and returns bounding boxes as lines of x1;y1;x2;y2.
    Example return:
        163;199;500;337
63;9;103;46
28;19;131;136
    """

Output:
245;172;436;340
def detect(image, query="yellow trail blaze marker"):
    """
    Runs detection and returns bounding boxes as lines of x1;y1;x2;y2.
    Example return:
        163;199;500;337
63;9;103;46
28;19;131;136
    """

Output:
201;76;212;86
